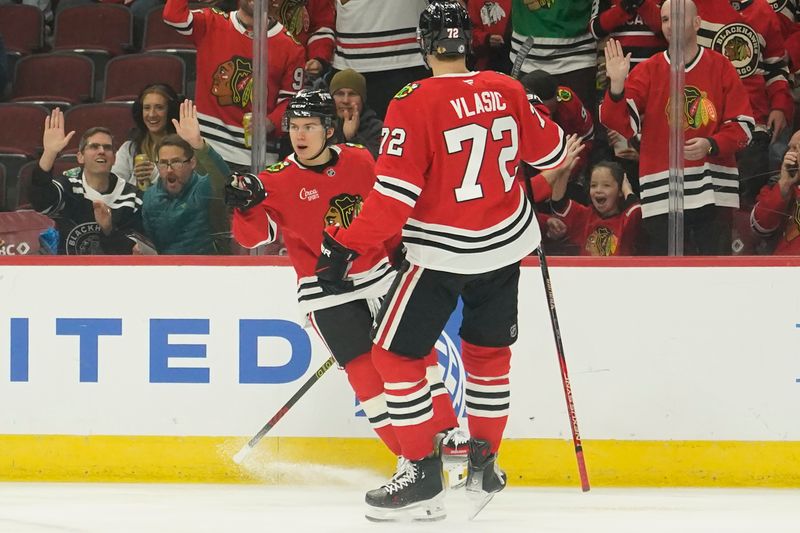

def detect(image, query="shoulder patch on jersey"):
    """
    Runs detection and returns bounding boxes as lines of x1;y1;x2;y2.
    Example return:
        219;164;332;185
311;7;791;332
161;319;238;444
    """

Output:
265;160;292;173
63;166;82;178
344;142;366;149
556;88;572;102
210;7;230;18
393;82;421;100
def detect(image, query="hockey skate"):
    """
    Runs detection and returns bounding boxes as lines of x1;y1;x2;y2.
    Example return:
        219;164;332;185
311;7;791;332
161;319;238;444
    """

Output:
466;438;507;520
438;427;469;489
364;455;446;522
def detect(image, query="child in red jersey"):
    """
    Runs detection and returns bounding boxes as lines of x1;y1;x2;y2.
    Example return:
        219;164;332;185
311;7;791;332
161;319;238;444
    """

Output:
550;160;642;256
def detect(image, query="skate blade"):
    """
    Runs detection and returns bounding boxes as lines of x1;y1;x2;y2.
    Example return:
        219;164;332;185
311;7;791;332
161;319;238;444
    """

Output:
365;495;446;523
467;491;496;521
444;463;467;490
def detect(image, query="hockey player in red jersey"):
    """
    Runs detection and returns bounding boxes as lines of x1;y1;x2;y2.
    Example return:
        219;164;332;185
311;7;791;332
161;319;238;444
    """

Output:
163;0;306;167
314;2;567;521
225;89;462;480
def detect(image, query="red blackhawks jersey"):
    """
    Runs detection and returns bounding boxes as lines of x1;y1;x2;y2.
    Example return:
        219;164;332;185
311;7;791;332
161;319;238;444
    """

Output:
163;0;305;166
751;180;800;254
600;48;754;218
696;0;793;128
276;0;336;63
551;197;642;256
548;86;594;177
590;0;667;68
468;0;512;70
336;71;567;275
232;144;394;315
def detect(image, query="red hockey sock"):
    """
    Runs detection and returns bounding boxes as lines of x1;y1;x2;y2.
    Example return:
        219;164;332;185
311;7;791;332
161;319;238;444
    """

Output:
461;340;511;454
344;352;400;456
372;344;440;460
423;349;459;432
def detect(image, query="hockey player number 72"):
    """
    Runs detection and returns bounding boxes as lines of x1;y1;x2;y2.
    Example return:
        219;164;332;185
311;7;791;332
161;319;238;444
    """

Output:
380;115;519;203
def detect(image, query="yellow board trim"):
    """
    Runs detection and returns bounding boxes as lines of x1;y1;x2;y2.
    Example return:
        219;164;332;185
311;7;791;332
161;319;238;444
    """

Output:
1;436;799;486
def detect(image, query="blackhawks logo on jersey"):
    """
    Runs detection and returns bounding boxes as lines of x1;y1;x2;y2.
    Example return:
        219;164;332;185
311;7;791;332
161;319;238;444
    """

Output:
684;86;718;129
556;87;572;102
324;193;363;229
394;83;420;100
786;198;800;242
767;0;788;12
524;0;554;10
711;23;760;78
665;86;718;130
266;160;291;173
211;55;253;108
585;226;618;256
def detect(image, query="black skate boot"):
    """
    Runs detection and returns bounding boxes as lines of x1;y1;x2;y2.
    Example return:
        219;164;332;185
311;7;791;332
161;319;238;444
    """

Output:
466;438;506;520
364;455;446;522
437;427;469;489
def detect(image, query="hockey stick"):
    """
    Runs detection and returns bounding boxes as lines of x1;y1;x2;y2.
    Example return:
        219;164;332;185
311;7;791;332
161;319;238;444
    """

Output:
233;355;337;464
511;36;535;79
536;246;591;492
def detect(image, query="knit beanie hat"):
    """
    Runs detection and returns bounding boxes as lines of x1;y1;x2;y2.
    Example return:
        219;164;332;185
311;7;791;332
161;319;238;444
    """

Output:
329;69;367;103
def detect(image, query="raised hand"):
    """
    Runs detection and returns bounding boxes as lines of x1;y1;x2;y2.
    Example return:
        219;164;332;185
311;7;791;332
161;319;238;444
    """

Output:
172;99;203;149
42;108;76;156
604;39;631;95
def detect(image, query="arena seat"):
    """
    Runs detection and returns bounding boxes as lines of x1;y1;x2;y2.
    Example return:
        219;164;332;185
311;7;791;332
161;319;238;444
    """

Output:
103;53;186;102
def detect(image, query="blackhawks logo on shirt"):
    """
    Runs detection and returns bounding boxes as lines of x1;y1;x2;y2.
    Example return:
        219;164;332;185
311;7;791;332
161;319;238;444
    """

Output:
324;193;363;228
585;226;618;256
524;0;555;10
767;0;788;12
711;23;760;78
665;86;718;129
394;83;420;100
211;55;253;108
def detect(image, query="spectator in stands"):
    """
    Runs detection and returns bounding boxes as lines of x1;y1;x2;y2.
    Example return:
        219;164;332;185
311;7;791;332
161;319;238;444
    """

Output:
467;0;512;72
141;99;231;254
550;160;642;256
511;0;598;124
751;129;800;254
600;0;755;256
329;68;382;159
112;83;180;190
30;108;142;255
694;0;793;206
589;0;667;72
522;70;594;198
164;0;306;167
269;0;336;82
332;0;428;120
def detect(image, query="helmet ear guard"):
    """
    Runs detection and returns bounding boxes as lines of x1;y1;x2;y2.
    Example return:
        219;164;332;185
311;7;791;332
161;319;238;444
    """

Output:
417;1;472;66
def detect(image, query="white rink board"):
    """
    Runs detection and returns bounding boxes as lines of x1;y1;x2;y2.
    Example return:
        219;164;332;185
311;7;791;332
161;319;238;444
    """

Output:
0;264;798;441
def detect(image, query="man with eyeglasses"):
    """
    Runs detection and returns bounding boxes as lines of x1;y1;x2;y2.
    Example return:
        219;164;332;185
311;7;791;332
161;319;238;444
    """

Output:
139;99;232;255
30;108;142;255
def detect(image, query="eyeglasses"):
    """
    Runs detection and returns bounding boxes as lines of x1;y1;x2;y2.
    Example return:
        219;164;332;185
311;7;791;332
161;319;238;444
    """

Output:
85;143;114;152
156;159;191;171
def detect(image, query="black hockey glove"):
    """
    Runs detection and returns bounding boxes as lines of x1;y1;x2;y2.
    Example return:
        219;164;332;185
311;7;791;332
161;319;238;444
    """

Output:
620;0;644;14
315;229;359;295
225;172;266;211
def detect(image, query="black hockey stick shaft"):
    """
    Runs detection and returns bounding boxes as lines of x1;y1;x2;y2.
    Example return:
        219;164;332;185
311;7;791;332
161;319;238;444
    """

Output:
233;355;336;463
511;36;535;79
536;246;591;491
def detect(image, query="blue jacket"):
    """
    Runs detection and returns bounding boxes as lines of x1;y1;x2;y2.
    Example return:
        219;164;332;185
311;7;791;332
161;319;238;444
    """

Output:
142;143;230;254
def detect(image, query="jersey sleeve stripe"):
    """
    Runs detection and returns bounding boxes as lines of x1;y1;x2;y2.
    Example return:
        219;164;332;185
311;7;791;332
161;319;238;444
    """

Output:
374;175;420;207
525;127;567;169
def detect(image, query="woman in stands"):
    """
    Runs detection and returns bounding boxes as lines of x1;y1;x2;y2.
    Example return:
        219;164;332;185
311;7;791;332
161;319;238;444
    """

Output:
112;83;180;190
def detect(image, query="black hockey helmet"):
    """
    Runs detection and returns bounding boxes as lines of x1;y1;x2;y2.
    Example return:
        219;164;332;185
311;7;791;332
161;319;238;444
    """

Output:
417;1;472;65
282;89;336;132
